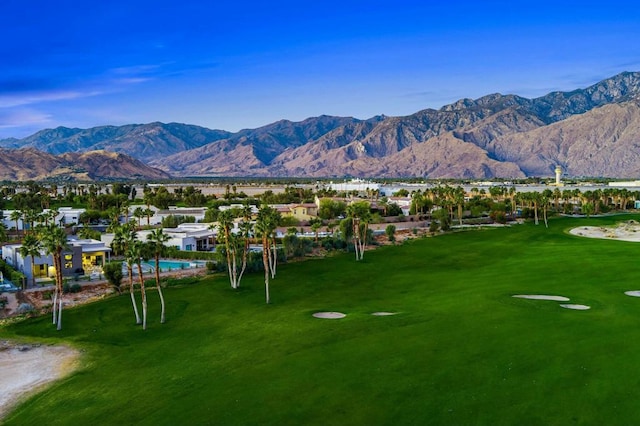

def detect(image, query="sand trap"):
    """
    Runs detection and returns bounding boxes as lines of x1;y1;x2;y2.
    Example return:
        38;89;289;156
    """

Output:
560;304;591;310
569;222;640;242
371;312;397;316
512;295;570;301
312;312;346;319
625;291;640;297
0;343;80;420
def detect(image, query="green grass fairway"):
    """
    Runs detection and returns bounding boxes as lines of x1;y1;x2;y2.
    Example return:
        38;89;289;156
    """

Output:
4;215;640;425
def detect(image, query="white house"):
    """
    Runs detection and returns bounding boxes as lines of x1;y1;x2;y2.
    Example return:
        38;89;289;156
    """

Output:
1;207;86;231
102;223;217;252
2;237;110;288
154;207;208;224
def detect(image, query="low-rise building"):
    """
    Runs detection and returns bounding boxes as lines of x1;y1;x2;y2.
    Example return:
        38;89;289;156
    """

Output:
1;237;110;287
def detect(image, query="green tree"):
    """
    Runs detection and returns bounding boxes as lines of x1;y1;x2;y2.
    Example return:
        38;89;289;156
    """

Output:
255;206;281;304
133;207;145;229
432;208;451;231
147;228;170;323
385;224;396;243
0;222;7;244
120;224;142;325
309;218;323;242
19;233;42;289
128;240;149;329
346;201;371;261
215;210;243;289
40;224;69;330
103;261;124;295
10;210;22;233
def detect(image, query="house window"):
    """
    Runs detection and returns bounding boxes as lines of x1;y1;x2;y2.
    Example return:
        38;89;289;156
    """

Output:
64;254;73;269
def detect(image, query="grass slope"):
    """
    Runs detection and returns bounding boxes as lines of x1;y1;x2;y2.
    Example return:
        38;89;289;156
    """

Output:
4;215;640;425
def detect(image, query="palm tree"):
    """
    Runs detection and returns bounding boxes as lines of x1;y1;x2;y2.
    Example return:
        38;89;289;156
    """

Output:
147;228;170;324
128;240;148;329
10;210;22;234
112;223;141;325
144;208;154;227
40;224;69;330
453;186;465;226
133;207;145;229
346;200;371;261
0;222;7;244
255;206;279;304
215;210;240;289
19;233;42;289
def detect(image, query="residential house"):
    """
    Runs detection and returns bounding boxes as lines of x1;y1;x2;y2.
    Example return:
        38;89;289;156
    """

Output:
102;223;217;252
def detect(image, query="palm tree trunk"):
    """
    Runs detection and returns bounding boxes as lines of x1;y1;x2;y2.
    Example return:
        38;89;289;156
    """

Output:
137;263;147;330
55;252;63;330
30;258;36;289
52;288;58;325
128;265;141;324
269;238;277;279
262;236;270;304
155;254;166;323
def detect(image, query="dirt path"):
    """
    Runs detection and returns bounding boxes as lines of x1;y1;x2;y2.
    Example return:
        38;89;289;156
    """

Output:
0;342;80;420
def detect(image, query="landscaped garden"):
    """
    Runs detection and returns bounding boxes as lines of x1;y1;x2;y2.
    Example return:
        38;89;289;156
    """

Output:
3;214;640;425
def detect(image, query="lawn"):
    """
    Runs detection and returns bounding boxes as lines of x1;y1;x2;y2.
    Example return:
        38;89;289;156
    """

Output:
3;215;640;425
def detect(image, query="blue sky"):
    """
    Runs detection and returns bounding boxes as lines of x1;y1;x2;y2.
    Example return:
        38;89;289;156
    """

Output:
2;0;640;138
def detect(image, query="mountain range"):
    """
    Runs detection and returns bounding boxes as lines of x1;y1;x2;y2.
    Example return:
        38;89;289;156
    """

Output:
2;71;640;180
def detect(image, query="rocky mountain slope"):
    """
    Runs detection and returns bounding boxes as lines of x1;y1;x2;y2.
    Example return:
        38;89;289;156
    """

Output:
2;71;640;179
0;148;171;181
0;122;231;161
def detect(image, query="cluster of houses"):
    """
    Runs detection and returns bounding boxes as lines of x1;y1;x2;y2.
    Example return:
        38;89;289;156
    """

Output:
1;195;412;289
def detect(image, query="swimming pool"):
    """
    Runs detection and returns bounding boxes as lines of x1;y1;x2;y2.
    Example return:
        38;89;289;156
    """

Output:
0;279;19;292
143;260;206;271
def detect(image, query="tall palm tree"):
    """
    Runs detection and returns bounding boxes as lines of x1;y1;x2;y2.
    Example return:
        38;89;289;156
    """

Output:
10;210;22;234
133;207;145;229
255;206;280;304
346;201;371;261
19;233;42;289
115;223;141;325
215;210;240;289
40;224;69;330
0;222;7;244
128;240;148;329
147;228;170;324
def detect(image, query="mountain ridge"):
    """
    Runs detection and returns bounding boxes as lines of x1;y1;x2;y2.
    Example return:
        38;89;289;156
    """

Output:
2;71;640;179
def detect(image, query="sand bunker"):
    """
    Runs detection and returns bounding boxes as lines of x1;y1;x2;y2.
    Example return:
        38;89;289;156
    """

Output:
371;312;398;316
625;291;640;297
0;343;80;419
560;304;591;310
312;312;346;319
569;222;640;242
512;295;570;301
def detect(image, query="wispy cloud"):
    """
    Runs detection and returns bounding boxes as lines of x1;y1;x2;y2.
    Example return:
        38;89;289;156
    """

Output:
0;89;104;108
0;108;52;129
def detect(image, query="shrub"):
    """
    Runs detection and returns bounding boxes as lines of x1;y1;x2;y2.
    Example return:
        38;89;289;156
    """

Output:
103;262;124;292
63;283;82;294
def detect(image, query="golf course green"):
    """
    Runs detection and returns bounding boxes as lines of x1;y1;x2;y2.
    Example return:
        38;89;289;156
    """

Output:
3;215;640;425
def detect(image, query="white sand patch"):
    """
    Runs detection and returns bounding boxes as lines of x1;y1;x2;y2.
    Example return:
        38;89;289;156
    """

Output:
512;295;570;301
371;312;398;316
625;291;640;297
560;304;591;310
312;312;346;319
0;343;80;420
569;221;640;242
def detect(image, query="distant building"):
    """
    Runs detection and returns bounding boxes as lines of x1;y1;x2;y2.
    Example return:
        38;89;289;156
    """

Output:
609;181;640;187
328;179;380;193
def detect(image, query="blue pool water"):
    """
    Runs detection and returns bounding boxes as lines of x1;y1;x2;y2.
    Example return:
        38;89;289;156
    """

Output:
0;279;19;292
143;260;205;271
